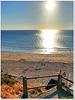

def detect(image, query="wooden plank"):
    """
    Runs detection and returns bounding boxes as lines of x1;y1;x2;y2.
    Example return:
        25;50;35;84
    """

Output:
57;74;62;87
28;83;57;90
27;75;58;80
23;77;28;98
62;76;73;84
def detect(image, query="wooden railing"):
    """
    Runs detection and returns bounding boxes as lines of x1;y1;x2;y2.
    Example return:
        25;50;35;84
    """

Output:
62;76;73;84
61;76;73;95
22;74;73;98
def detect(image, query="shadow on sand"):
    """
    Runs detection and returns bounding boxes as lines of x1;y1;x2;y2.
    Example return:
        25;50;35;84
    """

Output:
37;87;71;99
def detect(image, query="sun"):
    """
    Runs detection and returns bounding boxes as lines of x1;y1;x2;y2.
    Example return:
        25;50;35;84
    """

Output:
46;0;55;11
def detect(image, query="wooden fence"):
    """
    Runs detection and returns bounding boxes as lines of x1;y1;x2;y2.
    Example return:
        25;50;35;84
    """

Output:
22;74;73;98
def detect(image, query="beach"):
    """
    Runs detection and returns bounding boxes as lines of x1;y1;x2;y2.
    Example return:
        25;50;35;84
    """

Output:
1;1;73;98
1;51;73;85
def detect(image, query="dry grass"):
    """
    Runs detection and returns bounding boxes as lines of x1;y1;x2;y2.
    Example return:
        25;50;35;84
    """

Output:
1;83;22;98
1;74;45;99
1;83;45;99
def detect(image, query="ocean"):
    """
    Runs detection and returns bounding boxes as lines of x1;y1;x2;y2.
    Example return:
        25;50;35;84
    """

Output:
1;30;73;54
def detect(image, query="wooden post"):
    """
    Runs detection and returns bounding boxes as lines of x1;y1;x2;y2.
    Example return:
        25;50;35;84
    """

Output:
57;74;62;87
22;77;28;98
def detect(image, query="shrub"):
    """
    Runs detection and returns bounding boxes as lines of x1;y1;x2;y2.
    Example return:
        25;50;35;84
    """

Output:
1;73;17;85
61;96;73;99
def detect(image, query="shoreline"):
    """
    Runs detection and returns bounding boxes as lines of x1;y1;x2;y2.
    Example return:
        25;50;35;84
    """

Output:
1;51;73;63
1;50;73;54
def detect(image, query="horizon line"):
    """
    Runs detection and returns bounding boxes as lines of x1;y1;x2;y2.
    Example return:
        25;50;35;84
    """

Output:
1;28;73;31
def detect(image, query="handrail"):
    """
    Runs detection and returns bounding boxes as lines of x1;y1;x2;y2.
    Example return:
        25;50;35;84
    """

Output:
28;83;57;90
27;75;58;80
62;76;73;84
22;74;73;98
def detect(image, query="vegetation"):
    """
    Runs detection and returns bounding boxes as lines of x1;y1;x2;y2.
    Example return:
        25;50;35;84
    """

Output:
1;73;17;85
61;96;73;99
1;73;73;99
1;73;45;99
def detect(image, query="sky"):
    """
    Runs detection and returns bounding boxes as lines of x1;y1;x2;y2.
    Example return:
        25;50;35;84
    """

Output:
1;1;73;30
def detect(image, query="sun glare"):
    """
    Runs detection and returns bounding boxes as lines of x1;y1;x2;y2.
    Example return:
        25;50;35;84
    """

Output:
46;0;55;11
41;30;58;54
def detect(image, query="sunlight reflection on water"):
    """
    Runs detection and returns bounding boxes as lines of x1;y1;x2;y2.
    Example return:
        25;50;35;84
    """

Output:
1;30;73;54
40;30;59;54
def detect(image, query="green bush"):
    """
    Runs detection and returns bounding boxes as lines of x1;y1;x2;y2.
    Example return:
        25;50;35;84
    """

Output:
61;96;73;99
1;73;17;85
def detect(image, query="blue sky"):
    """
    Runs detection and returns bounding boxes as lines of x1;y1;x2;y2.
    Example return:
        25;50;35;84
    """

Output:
1;1;73;30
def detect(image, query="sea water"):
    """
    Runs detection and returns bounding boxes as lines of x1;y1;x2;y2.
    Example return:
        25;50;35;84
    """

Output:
1;30;73;54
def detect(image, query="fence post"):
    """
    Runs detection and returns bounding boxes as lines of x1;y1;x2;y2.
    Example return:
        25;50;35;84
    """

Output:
22;77;28;98
57;74;62;87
